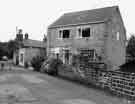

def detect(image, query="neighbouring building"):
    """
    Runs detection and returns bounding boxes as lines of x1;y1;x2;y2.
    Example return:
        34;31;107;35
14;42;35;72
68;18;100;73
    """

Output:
47;6;127;70
13;29;46;67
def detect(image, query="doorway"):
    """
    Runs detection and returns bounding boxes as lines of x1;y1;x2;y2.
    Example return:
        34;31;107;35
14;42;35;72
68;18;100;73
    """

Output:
63;49;70;64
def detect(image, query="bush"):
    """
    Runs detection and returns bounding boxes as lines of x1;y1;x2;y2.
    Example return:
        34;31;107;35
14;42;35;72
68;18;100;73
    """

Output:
31;55;45;72
40;58;63;75
40;58;51;73
119;60;135;73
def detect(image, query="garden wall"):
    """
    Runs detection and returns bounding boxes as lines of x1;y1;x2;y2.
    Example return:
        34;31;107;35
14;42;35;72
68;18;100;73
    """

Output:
58;65;135;100
109;71;135;100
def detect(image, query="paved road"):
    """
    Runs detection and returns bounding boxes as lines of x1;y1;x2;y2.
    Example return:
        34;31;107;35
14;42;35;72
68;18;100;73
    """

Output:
0;69;130;104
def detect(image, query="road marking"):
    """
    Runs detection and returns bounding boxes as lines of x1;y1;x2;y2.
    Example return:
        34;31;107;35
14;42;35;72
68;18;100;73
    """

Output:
61;99;96;104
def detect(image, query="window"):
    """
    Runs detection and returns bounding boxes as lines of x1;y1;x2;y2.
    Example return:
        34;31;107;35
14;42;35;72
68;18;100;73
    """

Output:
64;49;70;64
58;29;70;39
82;28;90;37
116;32;120;40
78;28;81;38
59;30;62;39
63;30;70;38
80;49;95;60
77;27;91;38
89;50;95;60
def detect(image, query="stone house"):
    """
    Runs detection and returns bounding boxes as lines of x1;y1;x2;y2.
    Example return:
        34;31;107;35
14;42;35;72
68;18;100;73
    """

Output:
13;30;46;67
47;6;127;70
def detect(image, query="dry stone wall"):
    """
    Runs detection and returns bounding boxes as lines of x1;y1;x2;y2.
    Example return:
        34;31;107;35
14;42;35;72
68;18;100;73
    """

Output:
109;71;135;100
58;63;135;100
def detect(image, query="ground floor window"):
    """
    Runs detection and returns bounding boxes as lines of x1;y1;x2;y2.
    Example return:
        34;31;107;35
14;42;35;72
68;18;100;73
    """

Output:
79;49;95;61
64;50;70;64
62;49;71;64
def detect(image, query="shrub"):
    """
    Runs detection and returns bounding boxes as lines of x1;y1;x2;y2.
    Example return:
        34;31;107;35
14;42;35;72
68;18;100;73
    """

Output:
119;60;135;73
40;58;63;75
72;54;81;67
31;55;45;72
40;58;51;73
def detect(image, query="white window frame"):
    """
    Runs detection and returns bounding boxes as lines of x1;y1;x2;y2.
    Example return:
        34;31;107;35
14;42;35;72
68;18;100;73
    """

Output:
58;28;71;39
116;32;120;40
79;49;96;61
57;30;63;40
63;48;71;64
76;26;92;39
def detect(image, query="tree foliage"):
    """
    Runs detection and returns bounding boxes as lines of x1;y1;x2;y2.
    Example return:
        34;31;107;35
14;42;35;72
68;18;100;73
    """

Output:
126;35;135;58
0;40;20;60
31;55;45;72
7;40;20;59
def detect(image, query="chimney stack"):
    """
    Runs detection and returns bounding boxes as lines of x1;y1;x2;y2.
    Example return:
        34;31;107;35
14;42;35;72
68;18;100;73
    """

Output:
16;29;23;41
25;33;29;40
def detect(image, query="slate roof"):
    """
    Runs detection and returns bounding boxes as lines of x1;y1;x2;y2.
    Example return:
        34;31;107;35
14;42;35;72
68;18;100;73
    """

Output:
22;39;46;48
49;6;119;28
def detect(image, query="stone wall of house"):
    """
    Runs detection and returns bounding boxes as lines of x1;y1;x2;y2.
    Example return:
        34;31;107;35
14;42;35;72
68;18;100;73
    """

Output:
24;48;45;65
48;23;106;48
104;9;126;70
47;23;106;63
47;10;126;70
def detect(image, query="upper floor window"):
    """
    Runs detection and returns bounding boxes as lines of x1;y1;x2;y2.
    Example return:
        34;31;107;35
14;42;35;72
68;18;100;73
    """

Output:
59;30;62;39
77;27;91;38
78;28;81;38
82;28;90;37
58;29;70;39
63;30;70;38
116;32;120;40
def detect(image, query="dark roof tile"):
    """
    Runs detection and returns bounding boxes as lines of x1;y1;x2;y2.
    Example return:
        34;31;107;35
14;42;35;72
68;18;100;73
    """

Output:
49;6;118;28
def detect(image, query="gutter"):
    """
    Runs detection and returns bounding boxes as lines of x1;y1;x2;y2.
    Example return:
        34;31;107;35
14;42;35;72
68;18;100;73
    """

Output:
48;19;109;29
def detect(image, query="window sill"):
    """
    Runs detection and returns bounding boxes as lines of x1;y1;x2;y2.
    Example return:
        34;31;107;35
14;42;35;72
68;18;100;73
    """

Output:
75;37;93;40
57;38;71;40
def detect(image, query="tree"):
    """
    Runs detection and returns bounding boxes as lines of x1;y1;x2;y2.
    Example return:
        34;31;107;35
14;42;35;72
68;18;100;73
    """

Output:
126;35;135;58
43;34;47;42
0;42;8;60
0;39;21;60
7;40;21;59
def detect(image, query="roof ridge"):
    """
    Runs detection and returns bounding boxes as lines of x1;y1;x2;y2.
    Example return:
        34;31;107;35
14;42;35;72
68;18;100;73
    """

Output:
64;5;118;16
23;39;43;42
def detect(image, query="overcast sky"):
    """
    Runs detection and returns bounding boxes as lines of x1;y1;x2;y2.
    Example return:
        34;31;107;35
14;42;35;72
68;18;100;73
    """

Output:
0;0;133;42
